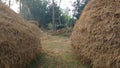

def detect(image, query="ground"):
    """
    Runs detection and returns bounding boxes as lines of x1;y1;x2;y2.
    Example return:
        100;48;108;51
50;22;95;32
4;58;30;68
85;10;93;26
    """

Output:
29;32;90;68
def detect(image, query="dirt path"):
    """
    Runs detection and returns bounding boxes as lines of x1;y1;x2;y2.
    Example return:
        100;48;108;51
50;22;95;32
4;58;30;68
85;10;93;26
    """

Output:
36;33;89;68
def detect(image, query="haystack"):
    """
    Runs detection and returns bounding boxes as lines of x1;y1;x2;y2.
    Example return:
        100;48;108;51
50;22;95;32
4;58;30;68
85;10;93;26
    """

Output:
28;20;39;26
71;0;120;68
0;3;41;68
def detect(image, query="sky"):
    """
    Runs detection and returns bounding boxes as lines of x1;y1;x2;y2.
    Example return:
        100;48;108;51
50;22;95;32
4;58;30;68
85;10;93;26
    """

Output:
57;0;75;9
10;0;77;15
57;0;75;15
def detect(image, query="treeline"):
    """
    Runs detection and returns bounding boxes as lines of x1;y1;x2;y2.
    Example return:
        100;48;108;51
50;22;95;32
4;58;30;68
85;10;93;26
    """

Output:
19;0;75;30
0;0;89;30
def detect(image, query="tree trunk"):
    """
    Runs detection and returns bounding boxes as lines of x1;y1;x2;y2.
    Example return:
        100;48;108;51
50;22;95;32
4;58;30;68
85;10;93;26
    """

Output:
20;0;22;12
9;0;11;8
52;0;55;31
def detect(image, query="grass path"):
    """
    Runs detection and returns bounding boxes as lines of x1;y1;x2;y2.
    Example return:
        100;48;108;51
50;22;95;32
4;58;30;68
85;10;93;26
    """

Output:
31;33;89;68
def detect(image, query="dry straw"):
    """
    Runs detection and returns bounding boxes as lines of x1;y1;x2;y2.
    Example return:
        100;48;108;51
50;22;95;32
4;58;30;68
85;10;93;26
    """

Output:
71;0;120;68
0;3;41;68
28;20;39;26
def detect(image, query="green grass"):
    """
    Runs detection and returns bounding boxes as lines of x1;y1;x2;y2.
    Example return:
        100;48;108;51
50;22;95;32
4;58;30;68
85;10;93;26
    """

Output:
27;53;45;68
29;34;90;68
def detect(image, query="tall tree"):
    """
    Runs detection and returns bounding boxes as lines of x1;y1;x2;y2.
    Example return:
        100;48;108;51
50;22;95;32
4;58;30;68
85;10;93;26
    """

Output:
19;0;70;29
52;0;55;30
8;0;11;7
73;0;90;19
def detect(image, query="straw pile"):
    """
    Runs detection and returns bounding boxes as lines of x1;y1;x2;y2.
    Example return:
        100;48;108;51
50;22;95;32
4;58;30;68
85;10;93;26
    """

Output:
28;20;39;26
71;0;120;68
0;3;41;68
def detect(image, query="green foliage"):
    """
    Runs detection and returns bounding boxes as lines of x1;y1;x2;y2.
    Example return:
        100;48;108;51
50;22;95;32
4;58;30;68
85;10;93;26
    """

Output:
45;3;62;28
73;0;90;19
20;0;49;28
60;13;70;26
19;0;70;29
26;53;46;68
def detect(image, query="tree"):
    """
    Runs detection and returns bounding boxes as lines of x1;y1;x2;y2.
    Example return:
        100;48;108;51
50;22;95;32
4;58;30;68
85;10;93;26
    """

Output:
19;0;62;29
47;3;63;30
18;0;73;29
73;0;90;19
52;0;55;30
8;0;11;7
